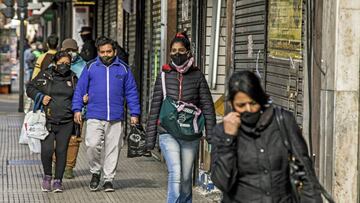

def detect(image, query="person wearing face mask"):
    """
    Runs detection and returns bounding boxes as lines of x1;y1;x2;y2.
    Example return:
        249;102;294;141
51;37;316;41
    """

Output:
26;51;78;193
145;32;216;203
208;71;323;203
61;38;86;79
72;36;140;192
31;34;59;80
54;38;87;179
79;26;97;62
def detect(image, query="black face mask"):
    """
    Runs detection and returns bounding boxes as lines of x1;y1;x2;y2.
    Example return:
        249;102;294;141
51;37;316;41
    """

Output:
56;64;71;76
100;56;116;66
241;111;261;127
81;34;92;42
170;53;189;66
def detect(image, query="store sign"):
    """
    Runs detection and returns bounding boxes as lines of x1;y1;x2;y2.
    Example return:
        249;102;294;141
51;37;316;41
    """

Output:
268;0;303;60
43;10;54;21
74;0;95;5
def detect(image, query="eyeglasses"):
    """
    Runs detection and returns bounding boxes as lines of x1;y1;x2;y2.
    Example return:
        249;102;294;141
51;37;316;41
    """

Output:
170;48;188;55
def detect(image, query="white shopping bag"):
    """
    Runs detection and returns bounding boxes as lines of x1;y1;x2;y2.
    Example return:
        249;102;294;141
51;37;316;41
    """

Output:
24;93;48;153
25;110;48;140
28;137;41;154
19;121;29;145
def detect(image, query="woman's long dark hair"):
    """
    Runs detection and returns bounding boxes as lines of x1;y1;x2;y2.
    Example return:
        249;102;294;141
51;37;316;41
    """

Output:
227;71;269;107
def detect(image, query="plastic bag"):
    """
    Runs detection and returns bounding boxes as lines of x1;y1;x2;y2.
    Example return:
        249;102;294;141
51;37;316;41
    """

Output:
24;93;48;140
127;124;151;158
28;137;41;154
19;120;29;145
25;110;48;140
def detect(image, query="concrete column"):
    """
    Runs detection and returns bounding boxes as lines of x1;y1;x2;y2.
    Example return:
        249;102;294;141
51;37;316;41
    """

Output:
319;0;360;202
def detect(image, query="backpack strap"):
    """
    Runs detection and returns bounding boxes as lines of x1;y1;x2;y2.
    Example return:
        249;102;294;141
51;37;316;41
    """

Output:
161;71;166;100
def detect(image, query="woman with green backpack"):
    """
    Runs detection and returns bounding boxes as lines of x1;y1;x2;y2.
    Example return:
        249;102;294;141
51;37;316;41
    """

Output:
145;32;216;203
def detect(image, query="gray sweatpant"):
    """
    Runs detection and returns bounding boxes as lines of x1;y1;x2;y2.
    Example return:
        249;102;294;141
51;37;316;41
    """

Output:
85;119;124;182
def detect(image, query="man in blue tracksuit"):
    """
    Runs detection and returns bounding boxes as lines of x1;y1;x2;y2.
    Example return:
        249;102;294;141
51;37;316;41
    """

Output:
72;36;140;192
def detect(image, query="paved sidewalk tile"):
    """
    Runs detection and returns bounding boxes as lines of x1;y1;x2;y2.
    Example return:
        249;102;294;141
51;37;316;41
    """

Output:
0;113;213;203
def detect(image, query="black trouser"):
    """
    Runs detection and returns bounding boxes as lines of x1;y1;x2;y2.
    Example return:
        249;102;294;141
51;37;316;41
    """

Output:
41;121;73;180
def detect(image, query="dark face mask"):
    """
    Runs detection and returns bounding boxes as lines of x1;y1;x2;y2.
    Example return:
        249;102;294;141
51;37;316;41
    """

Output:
241;111;261;127
56;64;71;76
81;34;92;42
101;56;115;66
170;53;189;66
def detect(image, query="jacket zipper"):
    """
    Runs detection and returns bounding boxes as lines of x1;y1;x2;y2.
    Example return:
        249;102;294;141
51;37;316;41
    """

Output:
106;65;111;121
178;73;183;100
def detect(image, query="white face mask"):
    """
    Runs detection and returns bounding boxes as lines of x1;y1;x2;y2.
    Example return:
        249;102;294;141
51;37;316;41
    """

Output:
68;51;78;62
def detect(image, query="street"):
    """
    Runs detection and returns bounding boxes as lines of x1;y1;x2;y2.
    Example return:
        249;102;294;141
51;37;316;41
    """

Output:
0;93;215;203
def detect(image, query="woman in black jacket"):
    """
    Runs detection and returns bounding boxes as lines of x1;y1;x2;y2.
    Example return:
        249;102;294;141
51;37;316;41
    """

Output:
145;32;216;203
26;51;77;193
209;71;322;203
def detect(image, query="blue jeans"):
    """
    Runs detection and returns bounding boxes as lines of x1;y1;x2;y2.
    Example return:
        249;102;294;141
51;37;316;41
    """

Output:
159;134;200;203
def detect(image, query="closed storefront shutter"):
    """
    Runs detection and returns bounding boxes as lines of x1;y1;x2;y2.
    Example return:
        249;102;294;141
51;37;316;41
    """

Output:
123;7;137;133
96;0;104;37
103;0;110;37
233;0;304;124
265;0;304;123
149;0;161;96
142;0;152;120
109;0;117;39
233;0;266;77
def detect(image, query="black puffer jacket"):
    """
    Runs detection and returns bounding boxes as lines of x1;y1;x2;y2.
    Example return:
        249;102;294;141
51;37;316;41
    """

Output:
145;64;216;149
26;66;77;125
209;106;322;203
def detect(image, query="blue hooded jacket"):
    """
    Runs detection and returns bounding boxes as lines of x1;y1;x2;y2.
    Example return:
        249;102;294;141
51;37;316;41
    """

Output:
72;56;140;121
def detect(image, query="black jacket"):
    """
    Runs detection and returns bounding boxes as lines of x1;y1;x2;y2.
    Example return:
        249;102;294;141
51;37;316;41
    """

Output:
145;65;216;149
80;39;97;62
26;67;77;125
209;106;322;203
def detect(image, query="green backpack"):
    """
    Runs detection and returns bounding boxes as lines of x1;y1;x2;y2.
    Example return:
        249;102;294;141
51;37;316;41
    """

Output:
159;72;205;141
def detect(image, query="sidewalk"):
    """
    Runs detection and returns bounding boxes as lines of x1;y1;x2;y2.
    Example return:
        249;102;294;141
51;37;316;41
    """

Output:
0;112;214;203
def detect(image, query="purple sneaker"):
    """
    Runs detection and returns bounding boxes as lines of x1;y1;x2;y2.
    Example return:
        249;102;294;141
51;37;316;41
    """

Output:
52;179;63;193
41;175;52;192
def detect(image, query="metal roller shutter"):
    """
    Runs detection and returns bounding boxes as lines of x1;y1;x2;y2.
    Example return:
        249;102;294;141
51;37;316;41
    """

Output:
141;0;152;120
233;0;266;78
265;0;304;124
103;0;110;37
109;0;117;39
96;0;104;37
149;0;161;94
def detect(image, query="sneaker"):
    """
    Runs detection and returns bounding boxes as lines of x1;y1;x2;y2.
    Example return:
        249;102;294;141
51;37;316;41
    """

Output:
41;175;52;192
89;173;101;191
64;168;74;179
52;179;63;193
103;181;114;192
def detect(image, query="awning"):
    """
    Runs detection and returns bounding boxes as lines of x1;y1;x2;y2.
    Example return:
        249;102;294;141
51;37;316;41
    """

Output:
32;2;52;16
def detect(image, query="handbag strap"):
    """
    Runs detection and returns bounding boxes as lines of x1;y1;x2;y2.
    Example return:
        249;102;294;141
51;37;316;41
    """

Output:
274;107;335;203
161;71;166;100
